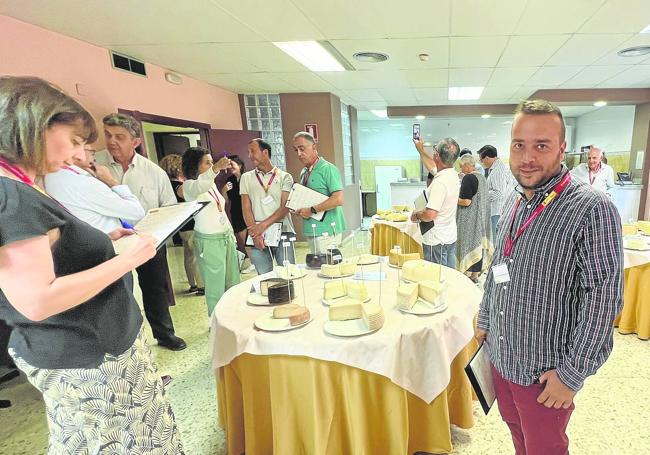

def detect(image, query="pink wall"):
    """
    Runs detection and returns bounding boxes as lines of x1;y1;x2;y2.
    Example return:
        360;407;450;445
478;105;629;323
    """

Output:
0;15;243;140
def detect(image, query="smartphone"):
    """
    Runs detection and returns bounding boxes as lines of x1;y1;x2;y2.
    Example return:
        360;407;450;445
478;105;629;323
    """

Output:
413;124;421;140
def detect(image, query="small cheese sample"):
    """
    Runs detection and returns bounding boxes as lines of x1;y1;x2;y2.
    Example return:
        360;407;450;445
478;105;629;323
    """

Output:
418;280;443;304
328;299;362;321
357;254;378;265
625;236;646;250
288;307;310;326
388;249;420;267
275;264;301;280
273;303;301;318
321;263;341;277
396;282;419;310
362;304;385;331
345;282;368;301
260;278;286;296
402;259;440;282
324;280;346;300
268;281;295;304
339;261;357;276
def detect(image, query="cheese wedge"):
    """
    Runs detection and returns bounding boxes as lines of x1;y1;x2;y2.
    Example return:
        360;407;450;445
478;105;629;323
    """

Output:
418;279;443;304
362;304;384;331
339;261;357;276
345;282;368;301
328;299;363;321
288;307;310;326
402;259;439;282
396;282;419;310
389;249;420;267
273;303;302;318
275;264;301;280
324;280;346;300
321;263;341;277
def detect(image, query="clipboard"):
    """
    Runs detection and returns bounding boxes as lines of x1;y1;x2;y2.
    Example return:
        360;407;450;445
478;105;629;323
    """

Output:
112;201;208;254
285;183;328;221
416;190;435;235
246;222;283;247
464;342;496;415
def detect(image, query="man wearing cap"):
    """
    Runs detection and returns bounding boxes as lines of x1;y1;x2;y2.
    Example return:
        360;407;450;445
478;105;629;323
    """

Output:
240;138;296;274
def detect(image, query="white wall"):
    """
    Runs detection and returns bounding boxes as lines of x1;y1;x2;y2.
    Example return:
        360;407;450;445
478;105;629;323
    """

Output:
574;106;636;153
359;116;514;160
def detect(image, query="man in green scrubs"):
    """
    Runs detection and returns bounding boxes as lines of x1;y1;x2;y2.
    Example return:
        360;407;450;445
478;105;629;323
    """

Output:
292;132;346;252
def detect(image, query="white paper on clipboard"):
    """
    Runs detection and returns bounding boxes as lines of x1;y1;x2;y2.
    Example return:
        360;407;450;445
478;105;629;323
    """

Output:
414;190;428;211
285;183;328;221
246;222;282;247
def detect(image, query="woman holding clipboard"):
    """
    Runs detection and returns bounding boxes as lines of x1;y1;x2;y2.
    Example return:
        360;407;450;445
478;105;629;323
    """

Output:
179;147;240;316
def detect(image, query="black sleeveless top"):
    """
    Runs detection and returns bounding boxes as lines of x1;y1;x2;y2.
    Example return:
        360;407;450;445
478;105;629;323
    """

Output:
0;177;142;369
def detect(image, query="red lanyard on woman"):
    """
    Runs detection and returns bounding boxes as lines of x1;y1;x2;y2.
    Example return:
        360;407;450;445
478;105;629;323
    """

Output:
504;172;571;258
0;158;49;197
255;168;277;193
207;189;223;212
302;158;319;186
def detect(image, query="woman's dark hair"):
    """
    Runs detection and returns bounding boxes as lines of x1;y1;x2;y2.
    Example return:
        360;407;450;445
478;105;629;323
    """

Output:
182;146;211;180
228;155;245;173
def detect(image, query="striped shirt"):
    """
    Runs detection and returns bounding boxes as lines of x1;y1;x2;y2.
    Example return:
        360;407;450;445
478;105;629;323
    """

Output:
486;158;516;216
477;165;623;391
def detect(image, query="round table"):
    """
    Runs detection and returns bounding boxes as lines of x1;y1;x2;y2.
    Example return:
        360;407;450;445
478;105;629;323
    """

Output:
369;215;423;257
211;262;481;454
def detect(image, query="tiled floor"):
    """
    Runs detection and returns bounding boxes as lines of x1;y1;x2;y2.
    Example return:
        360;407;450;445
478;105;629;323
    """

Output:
1;238;649;454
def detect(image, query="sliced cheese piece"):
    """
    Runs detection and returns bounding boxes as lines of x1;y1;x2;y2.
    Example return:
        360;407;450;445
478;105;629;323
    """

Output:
328;299;362;321
362;303;384;331
323;280;346;300
339;261;357;276
288;307;310;326
321;263;341;277
396;282;419;310
418;279;443;304
402;259;439;282
345;281;368;301
273;303;301;318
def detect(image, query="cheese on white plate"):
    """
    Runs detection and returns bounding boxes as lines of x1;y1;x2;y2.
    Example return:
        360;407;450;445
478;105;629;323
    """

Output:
402;259;440;282
328;299;363;321
345;281;368;301
396;282;419;310
418;279;443;304
321;263;341;277
362;303;384;331
323;280;346;300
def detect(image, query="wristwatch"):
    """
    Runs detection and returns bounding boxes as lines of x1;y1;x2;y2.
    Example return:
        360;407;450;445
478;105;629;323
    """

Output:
310;206;317;214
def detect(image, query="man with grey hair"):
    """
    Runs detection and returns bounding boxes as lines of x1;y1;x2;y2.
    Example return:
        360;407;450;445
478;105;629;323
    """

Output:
570;145;615;195
411;137;460;268
95;113;186;351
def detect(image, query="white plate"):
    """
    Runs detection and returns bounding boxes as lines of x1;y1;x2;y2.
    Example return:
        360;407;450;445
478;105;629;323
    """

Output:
254;311;312;332
321;296;371;306
351;256;380;266
317;272;355;279
387;263;402;269
399;299;448;316
275;269;308;280
625;245;650;251
247;293;271;306
323;319;379;337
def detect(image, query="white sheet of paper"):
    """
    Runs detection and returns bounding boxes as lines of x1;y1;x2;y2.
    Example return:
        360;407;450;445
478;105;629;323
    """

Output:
285;183;328;221
492;263;511;284
112;202;205;254
246;222;283;247
414;190;428;211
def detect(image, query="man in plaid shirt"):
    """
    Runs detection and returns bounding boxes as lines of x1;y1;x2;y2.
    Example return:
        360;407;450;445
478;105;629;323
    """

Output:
476;99;623;454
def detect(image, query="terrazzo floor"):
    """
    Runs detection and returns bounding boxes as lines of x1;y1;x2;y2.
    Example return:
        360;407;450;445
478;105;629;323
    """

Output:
1;238;649;454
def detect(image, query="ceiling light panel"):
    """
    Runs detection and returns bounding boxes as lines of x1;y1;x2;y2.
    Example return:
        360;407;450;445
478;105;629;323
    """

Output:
273;41;346;72
448;86;484;100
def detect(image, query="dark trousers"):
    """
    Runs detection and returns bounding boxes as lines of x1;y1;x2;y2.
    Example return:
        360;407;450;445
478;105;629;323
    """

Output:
135;246;176;341
492;365;574;455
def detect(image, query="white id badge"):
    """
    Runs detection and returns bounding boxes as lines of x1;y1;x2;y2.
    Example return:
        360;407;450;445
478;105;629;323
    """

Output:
492;262;511;284
219;213;228;225
262;195;274;205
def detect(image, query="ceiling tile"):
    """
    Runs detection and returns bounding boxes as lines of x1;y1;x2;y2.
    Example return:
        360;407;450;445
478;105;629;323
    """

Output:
515;0;606;35
560;65;632;87
488;67;539;86
509;87;538;102
451;0;527;36
272;72;335;91
211;0;324;41
499;35;571;67
236;73;300;92
404;69;449;87
318;70;410;90
343;89;385;102
595;34;650;65
195;73;260;92
450;37;509;67
524;67;583;86
378;87;418;104
481;86;521;100
413;88;448;103
330;38;449;70
579;0;650;33
546;34;632;66
449;68;493;86
597;64;650;87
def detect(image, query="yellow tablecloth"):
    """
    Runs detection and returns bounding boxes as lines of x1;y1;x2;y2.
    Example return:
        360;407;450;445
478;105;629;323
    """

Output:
217;341;477;455
616;262;650;340
370;222;423;257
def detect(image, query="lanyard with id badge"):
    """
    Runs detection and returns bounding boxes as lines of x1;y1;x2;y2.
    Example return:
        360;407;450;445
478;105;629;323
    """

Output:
208;189;228;224
493;172;572;283
256;168;277;206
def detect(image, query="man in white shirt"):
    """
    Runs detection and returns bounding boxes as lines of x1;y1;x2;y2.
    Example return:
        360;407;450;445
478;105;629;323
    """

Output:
478;145;516;240
411;137;461;269
94;113;185;351
570;145;615;195
240;138;295;274
44;145;145;233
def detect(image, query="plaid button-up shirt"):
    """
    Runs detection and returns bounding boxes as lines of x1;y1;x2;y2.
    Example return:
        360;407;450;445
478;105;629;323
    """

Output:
478;165;623;391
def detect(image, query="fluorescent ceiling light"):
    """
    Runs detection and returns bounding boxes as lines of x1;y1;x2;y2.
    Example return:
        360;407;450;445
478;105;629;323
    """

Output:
481;114;491;119
641;24;650;34
593;101;607;107
448;86;484;100
415;115;425;120
273;41;345;71
370;109;387;118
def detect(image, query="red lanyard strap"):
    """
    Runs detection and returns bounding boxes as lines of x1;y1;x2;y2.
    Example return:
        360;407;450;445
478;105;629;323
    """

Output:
504;172;571;258
302;158;319;186
208;189;223;212
255;168;276;193
0;158;35;185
